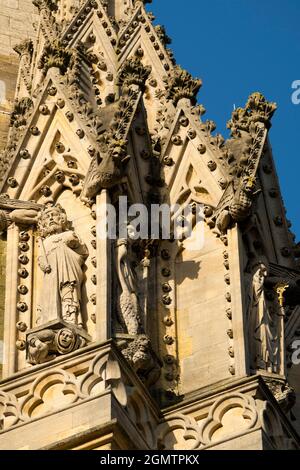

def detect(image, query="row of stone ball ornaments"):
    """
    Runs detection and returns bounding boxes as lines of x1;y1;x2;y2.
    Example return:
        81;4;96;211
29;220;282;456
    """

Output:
89;219;97;325
187;111;231;192
87;43;163;108
16;231;31;353
58;0;174;73
6;100;87;193
160;245;178;386
89;52;114;107
262;160;294;261
168;124;228;194
115;9;173;70
223;250;235;376
60;1;115;47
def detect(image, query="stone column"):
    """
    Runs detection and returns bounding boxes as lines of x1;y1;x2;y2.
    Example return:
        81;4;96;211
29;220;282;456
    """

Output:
2;224;19;377
228;226;249;376
96;190;112;342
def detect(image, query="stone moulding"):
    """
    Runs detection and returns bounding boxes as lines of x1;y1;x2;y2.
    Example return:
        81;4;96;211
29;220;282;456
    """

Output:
160;376;300;451
20;369;79;420
157;413;202;450
0;355;298;449
198;392;258;446
79;349;127;407
0;391;20;431
0;341;159;445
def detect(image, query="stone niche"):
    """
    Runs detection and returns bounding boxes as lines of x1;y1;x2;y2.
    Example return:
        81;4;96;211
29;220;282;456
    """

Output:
3;188;100;376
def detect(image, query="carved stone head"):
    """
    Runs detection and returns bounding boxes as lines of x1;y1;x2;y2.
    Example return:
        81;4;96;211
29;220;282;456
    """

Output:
241;175;256;195
37;203;69;237
55;328;76;354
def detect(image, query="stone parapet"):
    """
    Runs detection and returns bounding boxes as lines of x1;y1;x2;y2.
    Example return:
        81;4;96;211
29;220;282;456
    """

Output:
0;341;298;450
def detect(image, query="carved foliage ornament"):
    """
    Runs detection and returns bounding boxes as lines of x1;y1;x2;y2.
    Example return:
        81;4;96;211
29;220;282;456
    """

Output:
38;39;74;75
227;92;277;134
164;65;202;106
32;0;58;11
117;57;152;92
121;335;161;387
264;378;296;414
10;98;33;128
13;39;33;57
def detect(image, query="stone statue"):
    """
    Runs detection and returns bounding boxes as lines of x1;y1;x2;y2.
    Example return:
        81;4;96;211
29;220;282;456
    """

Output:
115;224;143;335
36;203;88;328
247;263;280;373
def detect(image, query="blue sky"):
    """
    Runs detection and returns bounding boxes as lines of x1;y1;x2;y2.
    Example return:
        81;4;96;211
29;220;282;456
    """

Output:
148;0;300;240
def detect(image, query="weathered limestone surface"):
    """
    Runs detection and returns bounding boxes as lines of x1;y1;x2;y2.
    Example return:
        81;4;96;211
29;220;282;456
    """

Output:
0;0;37;151
0;239;5;377
0;55;18;152
0;0;36;56
0;343;298;450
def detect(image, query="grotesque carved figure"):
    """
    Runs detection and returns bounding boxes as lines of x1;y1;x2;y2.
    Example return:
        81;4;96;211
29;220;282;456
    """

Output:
27;326;85;364
122;335;161;386
115;224;143;335
27;329;56;365
247;263;281;373
81;142;130;204
55;327;77;354
216;176;258;235
36;203;88;327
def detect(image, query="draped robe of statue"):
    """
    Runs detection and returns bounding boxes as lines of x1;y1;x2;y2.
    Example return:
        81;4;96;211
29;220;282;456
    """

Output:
37;230;88;327
115;235;143;335
248;264;280;373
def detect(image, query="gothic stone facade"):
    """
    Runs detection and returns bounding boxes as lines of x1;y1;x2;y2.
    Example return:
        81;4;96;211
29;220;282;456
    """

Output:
0;0;300;450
